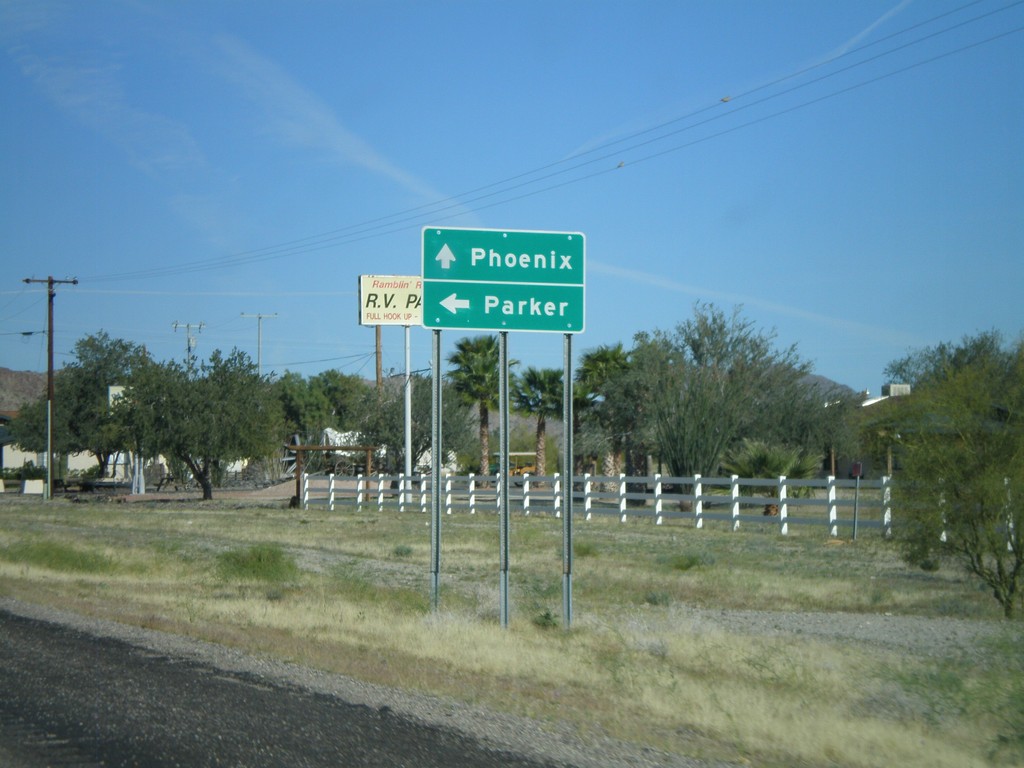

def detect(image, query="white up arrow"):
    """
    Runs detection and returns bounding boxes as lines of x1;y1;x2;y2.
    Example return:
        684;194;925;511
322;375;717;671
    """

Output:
435;244;456;269
440;293;470;314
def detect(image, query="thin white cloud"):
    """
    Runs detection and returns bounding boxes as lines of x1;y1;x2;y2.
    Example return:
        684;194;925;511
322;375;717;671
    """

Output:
213;35;446;204
589;259;922;348
827;0;915;59
1;5;205;176
563;0;916;169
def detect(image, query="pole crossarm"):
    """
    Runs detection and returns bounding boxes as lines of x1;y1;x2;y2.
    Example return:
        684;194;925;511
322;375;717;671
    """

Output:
172;321;205;362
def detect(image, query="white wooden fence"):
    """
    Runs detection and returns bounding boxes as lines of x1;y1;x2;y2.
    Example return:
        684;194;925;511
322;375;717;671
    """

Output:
301;472;893;537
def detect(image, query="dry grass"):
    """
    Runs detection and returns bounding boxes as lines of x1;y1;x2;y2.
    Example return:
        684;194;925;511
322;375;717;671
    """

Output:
0;494;1020;767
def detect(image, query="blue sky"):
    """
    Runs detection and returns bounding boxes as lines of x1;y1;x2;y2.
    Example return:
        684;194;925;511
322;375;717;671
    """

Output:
1;0;1021;396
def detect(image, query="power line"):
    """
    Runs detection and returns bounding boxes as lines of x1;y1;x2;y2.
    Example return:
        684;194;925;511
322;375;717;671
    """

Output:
263;350;377;371
76;1;1023;284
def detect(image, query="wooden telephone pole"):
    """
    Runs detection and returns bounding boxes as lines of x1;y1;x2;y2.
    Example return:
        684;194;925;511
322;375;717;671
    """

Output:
22;276;78;498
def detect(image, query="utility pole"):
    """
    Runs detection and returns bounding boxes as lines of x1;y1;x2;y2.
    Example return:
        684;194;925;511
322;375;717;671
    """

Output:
23;276;78;499
240;312;277;376
172;321;204;364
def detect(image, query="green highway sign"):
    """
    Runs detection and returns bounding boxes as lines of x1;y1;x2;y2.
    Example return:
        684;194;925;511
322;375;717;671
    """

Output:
422;227;585;333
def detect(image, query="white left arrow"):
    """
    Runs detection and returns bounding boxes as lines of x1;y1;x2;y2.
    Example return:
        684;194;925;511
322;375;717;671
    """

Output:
435;244;456;269
440;293;470;314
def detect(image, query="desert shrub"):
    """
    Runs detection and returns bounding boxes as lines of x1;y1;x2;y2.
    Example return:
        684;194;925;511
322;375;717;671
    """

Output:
216;544;298;582
2;540;117;574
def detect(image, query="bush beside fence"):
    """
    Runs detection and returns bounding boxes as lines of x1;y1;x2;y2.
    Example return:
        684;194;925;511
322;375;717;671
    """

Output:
302;472;892;538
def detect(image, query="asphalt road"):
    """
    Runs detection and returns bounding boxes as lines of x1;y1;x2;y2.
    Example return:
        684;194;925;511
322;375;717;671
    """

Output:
0;608;565;768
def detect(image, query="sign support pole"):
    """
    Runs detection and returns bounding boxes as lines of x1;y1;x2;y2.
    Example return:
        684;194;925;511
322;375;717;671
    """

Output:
498;331;511;628
404;324;412;509
562;333;574;628
430;330;442;611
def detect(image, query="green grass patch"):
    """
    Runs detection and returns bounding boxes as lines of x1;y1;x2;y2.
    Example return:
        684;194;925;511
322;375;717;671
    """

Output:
572;540;599;558
216;544;298;582
643;590;672;606
329;564;428;613
2;540;119;574
659;552;713;572
531;609;559;629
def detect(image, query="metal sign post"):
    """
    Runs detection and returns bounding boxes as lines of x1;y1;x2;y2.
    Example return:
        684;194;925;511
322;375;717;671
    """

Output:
498;331;511;628
562;333;574;628
430;330;443;610
404;324;412;509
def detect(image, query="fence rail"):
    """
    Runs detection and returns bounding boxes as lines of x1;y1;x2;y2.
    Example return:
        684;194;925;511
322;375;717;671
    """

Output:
301;472;893;537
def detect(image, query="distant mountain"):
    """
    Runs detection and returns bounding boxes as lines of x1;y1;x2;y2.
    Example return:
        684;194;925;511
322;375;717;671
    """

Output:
801;373;858;398
0;368;46;411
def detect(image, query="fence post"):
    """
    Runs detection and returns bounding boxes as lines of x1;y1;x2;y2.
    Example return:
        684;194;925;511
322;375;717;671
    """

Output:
468;473;477;515
654;473;663;525
584;473;593;521
356;474;364;512
777;476;788;536
730;475;741;531
328;473;335;512
553;472;562;518
939;488;948;543
445;474;453;515
881;475;892;538
523;474;532;516
619;473;627;523
302;472;310;511
694;474;703;529
376;474;385;512
827;475;838;537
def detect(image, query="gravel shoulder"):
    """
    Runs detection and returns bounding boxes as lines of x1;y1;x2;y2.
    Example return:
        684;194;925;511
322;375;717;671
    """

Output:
2;596;1018;768
0;597;728;768
679;606;1020;661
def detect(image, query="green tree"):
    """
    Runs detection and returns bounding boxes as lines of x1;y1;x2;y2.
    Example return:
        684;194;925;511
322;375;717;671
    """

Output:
274;370;371;439
885;330;1004;388
274;371;328;437
632;303;812;479
62;332;151;476
890;333;1024;618
10;332;149;478
356;374;473;474
575;343;635;475
6;398;47;454
119;349;282;500
721;438;821;498
511;367;562;475
309;370;370;432
447;335;500;474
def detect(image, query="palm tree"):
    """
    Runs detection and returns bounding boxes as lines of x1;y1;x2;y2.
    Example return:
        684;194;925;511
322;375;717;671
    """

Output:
721;438;822;502
575;343;630;475
511;367;563;476
447;335;499;474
